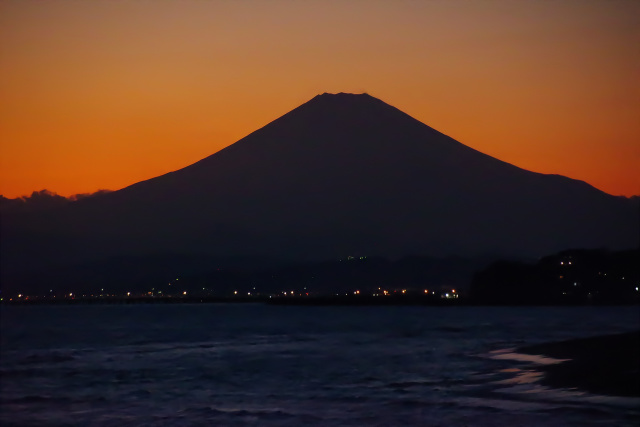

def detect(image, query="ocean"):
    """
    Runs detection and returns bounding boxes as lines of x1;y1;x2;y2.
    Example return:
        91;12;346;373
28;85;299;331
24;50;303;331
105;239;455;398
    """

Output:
1;304;638;426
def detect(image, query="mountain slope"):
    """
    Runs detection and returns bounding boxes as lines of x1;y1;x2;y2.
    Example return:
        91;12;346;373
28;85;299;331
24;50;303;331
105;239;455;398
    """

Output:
2;93;637;286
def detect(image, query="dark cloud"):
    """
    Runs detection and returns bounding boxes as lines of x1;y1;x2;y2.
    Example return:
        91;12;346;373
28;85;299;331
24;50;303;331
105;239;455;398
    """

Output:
0;189;112;214
68;189;112;201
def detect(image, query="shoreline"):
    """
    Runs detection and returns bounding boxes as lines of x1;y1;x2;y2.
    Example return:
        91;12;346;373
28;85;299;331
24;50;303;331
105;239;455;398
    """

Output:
3;294;639;306
518;330;640;397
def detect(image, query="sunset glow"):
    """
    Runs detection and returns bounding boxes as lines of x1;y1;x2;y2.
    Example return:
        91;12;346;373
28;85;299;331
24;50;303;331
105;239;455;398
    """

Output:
1;0;638;198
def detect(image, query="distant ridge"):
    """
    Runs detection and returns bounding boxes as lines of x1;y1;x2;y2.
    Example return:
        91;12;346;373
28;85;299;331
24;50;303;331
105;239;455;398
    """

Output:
2;93;637;290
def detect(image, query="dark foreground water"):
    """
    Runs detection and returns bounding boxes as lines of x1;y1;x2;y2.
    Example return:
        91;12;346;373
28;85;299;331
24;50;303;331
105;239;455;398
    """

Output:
1;304;639;426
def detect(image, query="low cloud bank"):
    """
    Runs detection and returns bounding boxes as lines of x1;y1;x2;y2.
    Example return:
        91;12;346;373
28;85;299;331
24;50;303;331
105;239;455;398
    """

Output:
0;189;112;214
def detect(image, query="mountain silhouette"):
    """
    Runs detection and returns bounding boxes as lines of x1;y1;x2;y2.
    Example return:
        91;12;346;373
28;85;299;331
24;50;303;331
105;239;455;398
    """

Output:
2;93;637;289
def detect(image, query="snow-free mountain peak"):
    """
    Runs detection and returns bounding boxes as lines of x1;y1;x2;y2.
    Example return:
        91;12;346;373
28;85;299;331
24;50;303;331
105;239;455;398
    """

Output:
2;93;637;292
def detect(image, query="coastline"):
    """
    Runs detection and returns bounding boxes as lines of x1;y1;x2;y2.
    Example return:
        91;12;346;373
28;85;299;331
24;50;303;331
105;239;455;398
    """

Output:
518;330;640;397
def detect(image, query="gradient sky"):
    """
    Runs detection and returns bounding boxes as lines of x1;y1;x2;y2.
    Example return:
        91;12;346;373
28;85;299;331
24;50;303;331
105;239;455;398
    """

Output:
1;0;639;198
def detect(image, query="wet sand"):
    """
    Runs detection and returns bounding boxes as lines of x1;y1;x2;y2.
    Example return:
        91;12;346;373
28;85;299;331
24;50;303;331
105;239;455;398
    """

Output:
519;330;640;397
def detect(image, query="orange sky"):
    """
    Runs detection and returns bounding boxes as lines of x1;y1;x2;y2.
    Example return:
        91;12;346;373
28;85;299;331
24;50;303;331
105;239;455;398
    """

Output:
1;0;639;198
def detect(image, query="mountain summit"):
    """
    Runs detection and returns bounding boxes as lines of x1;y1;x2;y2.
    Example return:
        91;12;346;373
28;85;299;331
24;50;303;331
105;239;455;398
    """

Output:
2;93;637;286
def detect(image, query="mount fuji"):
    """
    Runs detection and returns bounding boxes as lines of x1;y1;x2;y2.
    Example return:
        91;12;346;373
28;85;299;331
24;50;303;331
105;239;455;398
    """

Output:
2;93;636;290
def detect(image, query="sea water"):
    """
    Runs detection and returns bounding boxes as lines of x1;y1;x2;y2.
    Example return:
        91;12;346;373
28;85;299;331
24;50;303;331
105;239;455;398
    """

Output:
1;304;639;426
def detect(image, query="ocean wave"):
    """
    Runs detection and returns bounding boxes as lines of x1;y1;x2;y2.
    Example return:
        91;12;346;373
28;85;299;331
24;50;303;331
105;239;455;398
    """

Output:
17;351;77;365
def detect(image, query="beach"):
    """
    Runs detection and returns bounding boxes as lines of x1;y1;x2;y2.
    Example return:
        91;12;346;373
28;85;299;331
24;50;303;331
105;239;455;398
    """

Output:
519;330;640;397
